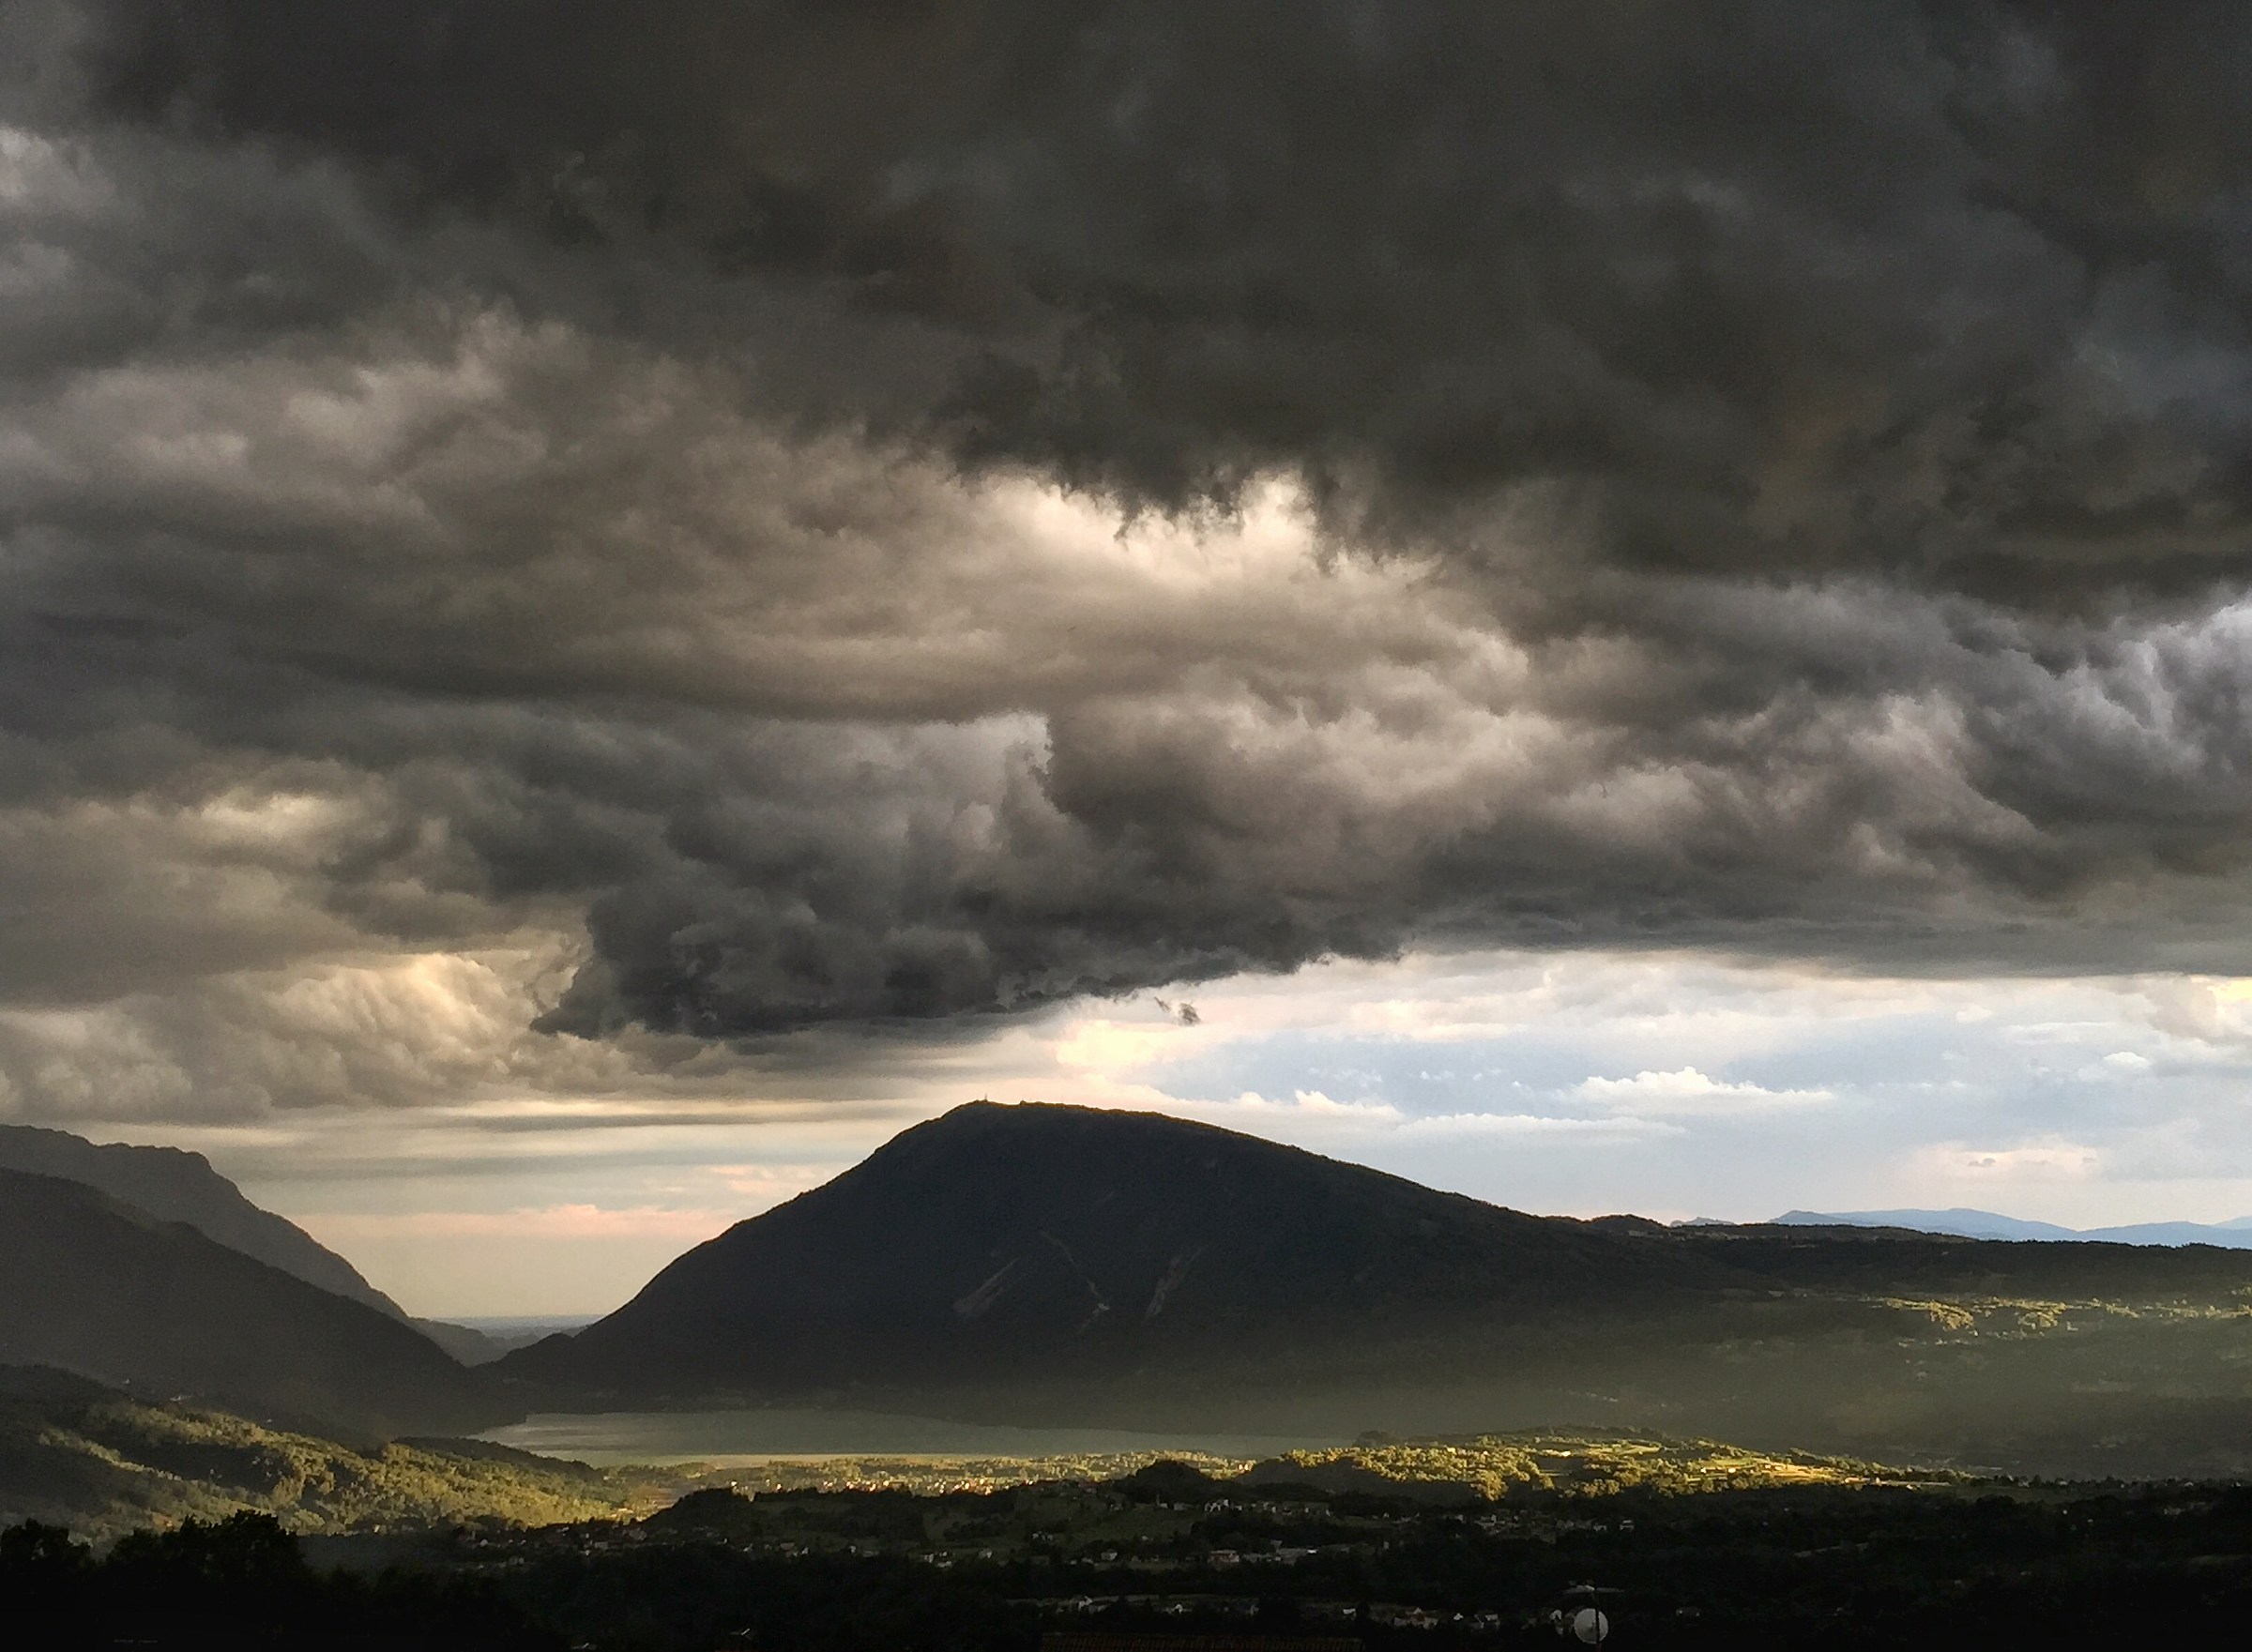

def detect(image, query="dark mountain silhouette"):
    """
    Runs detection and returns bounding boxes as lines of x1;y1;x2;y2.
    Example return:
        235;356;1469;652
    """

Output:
0;1125;500;1363
0;1166;506;1437
0;1124;400;1312
498;1103;2252;1473
500;1101;1743;1402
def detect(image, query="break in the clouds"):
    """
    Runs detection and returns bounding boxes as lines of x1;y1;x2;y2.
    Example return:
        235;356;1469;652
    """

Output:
8;1;2252;1129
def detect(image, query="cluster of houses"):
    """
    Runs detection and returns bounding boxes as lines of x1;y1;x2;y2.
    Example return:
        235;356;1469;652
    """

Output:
1023;1595;1516;1631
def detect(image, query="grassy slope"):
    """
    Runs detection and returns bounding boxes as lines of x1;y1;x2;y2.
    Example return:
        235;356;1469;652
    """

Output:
0;1373;665;1543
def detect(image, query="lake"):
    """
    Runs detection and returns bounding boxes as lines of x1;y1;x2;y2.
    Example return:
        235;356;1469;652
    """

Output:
477;1408;1342;1466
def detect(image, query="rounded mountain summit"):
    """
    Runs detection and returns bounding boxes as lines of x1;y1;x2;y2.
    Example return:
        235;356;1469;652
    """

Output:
494;1101;2252;1434
499;1101;1724;1409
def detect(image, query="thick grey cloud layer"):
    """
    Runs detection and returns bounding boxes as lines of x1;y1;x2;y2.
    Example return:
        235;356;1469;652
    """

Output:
5;2;2252;1103
79;0;2252;599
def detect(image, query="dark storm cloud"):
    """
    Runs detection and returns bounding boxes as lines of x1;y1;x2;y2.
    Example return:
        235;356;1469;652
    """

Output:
75;0;2252;602
5;1;2252;1082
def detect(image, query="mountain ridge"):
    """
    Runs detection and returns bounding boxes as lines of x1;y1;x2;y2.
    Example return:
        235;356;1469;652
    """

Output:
0;1165;507;1437
496;1101;2252;1478
0;1125;405;1315
500;1100;1741;1400
0;1124;500;1362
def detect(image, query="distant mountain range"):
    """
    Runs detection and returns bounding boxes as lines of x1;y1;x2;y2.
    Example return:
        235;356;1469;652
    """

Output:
497;1101;2252;1474
1774;1206;2252;1248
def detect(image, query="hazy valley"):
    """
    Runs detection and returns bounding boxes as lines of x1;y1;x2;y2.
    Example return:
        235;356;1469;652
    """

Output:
12;1102;2252;1488
11;1101;2252;1644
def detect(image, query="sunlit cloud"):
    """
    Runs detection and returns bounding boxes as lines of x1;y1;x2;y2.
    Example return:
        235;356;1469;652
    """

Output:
1572;1068;1834;1116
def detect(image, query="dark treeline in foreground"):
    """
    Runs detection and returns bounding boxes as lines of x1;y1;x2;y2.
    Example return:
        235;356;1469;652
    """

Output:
16;1476;2252;1650
0;1513;550;1649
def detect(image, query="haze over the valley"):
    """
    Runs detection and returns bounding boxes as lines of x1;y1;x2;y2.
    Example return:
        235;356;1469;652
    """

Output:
9;3;2252;1315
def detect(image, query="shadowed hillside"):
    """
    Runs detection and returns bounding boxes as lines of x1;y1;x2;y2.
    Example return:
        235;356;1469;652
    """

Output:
500;1103;2252;1475
0;1168;509;1438
0;1126;400;1315
0;1126;501;1364
501;1100;1737;1400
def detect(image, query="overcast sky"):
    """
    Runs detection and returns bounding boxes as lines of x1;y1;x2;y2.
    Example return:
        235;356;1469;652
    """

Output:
10;3;2252;1314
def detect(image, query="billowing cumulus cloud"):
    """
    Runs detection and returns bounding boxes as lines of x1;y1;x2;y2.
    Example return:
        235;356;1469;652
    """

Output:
6;3;2252;1119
